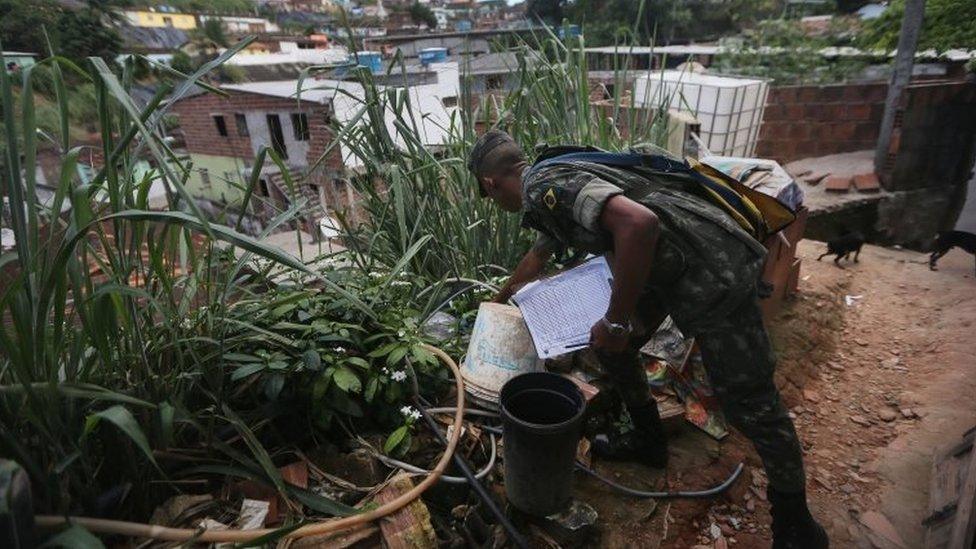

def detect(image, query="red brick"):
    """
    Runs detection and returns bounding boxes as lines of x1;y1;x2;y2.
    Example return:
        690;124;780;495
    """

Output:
824;175;852;192
845;103;872;120
852;173;880;192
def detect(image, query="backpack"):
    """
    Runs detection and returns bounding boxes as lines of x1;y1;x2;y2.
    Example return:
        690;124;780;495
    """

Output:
528;146;796;242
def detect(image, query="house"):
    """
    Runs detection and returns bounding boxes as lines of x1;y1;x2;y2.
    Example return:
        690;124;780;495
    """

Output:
199;14;281;34
168;62;460;235
123;9;198;30
116;26;191;65
3;52;37;74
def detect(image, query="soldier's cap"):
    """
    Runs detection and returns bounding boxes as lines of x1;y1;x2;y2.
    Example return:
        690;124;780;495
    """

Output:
467;129;516;197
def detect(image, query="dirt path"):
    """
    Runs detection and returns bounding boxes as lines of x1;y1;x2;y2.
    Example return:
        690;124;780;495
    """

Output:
583;240;976;548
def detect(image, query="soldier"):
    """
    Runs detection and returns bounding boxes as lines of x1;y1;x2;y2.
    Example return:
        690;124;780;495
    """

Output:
468;130;828;549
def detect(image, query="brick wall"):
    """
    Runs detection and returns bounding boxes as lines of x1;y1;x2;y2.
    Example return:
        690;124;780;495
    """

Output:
755;82;888;163
171;92;259;159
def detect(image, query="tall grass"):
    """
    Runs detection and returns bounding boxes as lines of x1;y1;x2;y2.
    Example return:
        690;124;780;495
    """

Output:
322;27;673;283
0;42;435;523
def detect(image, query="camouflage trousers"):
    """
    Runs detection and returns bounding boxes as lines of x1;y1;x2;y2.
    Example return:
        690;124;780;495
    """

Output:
597;291;806;493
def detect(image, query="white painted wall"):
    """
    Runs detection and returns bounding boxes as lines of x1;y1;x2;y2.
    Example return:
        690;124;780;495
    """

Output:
246;111;312;168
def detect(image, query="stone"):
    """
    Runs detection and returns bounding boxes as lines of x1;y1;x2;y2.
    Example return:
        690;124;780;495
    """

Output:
878;409;897;422
710;523;722;540
899;408;915;419
859;511;908;548
803;389;821;403
840;483;856;495
849;415;872;427
880;357;901;369
746;499;756;512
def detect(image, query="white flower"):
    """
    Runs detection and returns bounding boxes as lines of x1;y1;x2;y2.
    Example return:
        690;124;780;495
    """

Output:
390;280;410;287
397;330;405;338
400;405;421;420
368;271;385;279
391;370;407;382
333;346;346;353
382;367;390;374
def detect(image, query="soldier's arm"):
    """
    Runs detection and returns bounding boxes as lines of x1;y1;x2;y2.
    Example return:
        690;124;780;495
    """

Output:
492;235;557;303
600;195;660;325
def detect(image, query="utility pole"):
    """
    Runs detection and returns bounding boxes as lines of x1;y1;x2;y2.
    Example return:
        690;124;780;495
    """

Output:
874;0;926;178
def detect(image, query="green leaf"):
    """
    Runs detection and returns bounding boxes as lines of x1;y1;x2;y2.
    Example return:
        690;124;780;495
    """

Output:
333;366;361;393
302;350;321;371
367;342;397;358
364;377;379;402
386;346;408;367
384;425;409;454
83;405;159;471
159;402;175;448
288;486;358;516
345;356;370;370
223;353;263;363
230;362;266;381
40;524;106;548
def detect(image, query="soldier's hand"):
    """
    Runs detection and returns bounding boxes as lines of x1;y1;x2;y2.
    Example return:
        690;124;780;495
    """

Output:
589;320;628;353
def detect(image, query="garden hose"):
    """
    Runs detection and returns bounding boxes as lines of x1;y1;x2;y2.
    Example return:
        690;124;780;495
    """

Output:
34;343;465;543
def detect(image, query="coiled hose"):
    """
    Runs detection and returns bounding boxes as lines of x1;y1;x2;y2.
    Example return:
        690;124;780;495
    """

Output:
34;344;465;543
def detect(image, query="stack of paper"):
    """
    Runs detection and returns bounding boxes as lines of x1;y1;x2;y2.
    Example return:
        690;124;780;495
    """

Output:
513;256;613;359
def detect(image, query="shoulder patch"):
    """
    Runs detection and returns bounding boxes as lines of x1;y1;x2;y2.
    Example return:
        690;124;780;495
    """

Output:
543;188;557;210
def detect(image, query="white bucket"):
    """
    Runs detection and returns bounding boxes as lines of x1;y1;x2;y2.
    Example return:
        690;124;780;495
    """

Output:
461;303;543;409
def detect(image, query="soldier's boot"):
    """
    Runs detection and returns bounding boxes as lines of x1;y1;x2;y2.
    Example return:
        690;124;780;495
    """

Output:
769;487;829;549
591;402;668;469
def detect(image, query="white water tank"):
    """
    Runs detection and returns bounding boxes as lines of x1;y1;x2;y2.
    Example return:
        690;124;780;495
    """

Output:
634;71;769;157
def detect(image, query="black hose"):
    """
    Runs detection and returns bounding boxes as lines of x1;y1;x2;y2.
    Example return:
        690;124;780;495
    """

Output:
414;399;530;549
476;424;744;500
576;461;745;499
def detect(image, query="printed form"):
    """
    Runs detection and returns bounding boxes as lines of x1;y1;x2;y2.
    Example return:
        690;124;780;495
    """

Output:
513;256;613;359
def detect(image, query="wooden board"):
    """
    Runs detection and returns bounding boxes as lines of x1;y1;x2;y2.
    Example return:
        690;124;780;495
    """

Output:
924;427;976;548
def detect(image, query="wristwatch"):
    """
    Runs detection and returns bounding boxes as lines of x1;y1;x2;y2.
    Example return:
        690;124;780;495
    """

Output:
601;316;632;337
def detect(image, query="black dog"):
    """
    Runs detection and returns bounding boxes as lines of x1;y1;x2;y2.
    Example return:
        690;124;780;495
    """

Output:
817;230;864;266
929;230;976;274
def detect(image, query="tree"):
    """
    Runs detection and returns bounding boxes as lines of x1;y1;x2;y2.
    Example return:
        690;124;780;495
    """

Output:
527;0;564;25
859;0;976;51
170;51;194;74
55;8;123;67
409;2;438;29
0;0;60;54
198;18;230;48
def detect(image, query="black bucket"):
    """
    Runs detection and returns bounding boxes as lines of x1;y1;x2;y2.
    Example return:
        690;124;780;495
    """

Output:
500;372;585;516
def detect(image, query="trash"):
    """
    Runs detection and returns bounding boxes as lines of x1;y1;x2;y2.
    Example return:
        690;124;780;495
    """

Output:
374;474;438;548
844;294;863;306
149;494;213;526
236;499;270;530
421;311;457;342
710;522;722;539
538;499;599;547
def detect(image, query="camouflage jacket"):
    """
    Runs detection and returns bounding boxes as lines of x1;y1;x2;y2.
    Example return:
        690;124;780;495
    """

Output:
520;157;767;335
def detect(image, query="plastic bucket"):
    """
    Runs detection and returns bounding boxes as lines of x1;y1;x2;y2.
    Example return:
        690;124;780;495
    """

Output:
461;303;543;409
500;372;585;516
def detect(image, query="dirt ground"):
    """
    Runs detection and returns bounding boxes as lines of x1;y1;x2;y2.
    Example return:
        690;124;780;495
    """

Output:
576;239;976;548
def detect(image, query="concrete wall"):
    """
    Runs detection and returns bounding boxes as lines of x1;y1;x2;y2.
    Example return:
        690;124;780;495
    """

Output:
183;153;249;206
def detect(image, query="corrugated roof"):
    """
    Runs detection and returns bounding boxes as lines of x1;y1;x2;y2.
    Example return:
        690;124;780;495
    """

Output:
223;79;365;104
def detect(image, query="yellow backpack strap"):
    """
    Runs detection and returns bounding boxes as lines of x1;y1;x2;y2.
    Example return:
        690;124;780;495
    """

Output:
689;158;797;238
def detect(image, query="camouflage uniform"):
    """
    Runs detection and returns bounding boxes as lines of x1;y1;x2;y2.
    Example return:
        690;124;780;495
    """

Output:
521;155;806;493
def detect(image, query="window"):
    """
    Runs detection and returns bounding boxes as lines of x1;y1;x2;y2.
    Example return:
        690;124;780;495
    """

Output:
213;115;228;137
258;178;270;197
291;113;309;141
235;113;249;136
266;114;288;159
163;16;173;27
200;168;211;188
442;96;458;108
485;75;503;90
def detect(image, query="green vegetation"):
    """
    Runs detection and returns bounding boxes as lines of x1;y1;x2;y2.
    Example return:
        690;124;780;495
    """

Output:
0;0;122;69
715;18;867;84
409;2;438;29
859;0;976;51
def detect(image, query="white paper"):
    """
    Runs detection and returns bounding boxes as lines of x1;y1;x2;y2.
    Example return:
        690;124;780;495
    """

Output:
513;256;613;359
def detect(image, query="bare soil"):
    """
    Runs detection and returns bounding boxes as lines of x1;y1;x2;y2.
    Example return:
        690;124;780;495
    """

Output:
583;240;976;548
